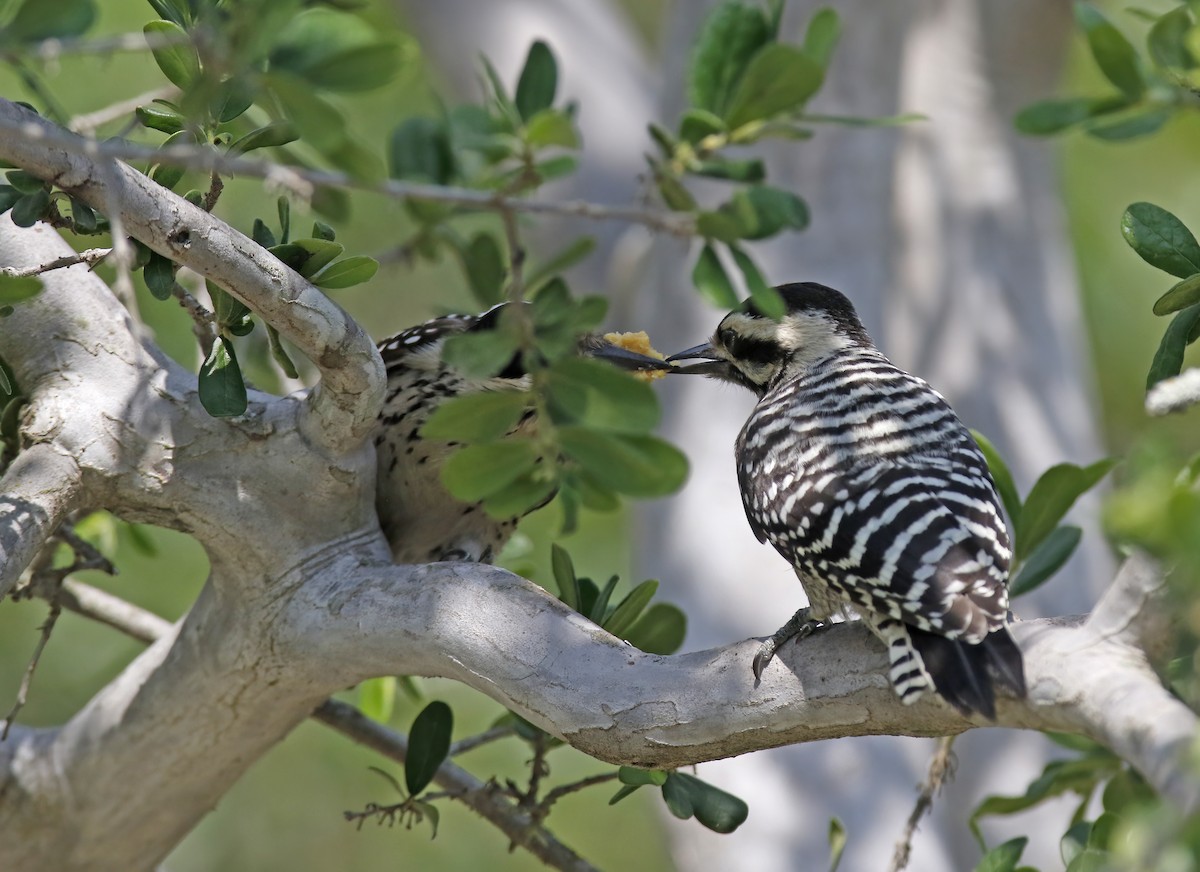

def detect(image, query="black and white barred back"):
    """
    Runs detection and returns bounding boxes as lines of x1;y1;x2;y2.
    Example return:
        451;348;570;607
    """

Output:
670;283;1026;718
374;307;531;565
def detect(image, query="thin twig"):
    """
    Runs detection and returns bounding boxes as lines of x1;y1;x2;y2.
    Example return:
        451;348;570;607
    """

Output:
499;205;526;304
173;272;216;359
1;596;62;739
201;171;223;213
450;725;514;757
889;735;957;872
0;247;111;278
537;772;620;814
69;86;178;134
0;114;694;236
57;578;172;644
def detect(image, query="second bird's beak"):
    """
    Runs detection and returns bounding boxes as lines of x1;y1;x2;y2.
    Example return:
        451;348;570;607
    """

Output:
665;343;730;376
585;337;675;373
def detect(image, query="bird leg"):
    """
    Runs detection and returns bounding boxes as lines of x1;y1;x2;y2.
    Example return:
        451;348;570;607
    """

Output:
751;608;824;681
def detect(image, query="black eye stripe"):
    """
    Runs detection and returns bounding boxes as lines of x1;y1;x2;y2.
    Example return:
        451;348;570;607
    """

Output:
728;335;778;365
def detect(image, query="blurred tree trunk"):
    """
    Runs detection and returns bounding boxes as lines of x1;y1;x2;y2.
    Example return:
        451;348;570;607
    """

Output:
401;1;1102;869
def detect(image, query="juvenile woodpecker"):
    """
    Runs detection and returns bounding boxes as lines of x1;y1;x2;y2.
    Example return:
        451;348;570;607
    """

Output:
375;304;667;565
669;282;1026;718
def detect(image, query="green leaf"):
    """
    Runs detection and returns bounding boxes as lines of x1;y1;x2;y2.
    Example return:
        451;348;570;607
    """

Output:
10;188;48;227
421;390;529;442
1101;767;1153;813
546;358;660;434
689;156;766;183
1015;460;1116;561
414;799;440;839
1075;3;1145;98
688;1;772;116
252;219;277;249
405;700;453;797
69;198;97;233
266;324;299;379
558;427;688;498
1010;525;1082;597
277;196;291;243
288;238;344;277
269;73;346;153
0;186;23;215
1148;6;1195;70
480;55;520;127
480;470;557;519
589;574;620;624
1120;202;1200;279
971;430;1021;526
1086;106;1170;141
146;0;189;27
136;104;185;134
725;45;825;129
313;255;378;289
608;784;642;805
551;543;579;610
441;329;520;380
143;252;178;301
524;108;577;150
1146;303;1200;388
624;602;687;654
270;9;399;92
828;817;847;872
974;837;1028;872
515;40;558;121
662;772;749;834
618;766;669;786
679;108;726;144
460;233;506;307
727;185;809;240
5;0;95;42
210;76;254;124
655;166;698;212
312;221;335;242
145;20;200;89
1153;272;1200;315
389;117;455;185
0;275;42;305
692;243;739;309
440;439;539;502
198;336;248;417
604;579;659;638
533;155;577;181
228;121;299;155
729;245;784;319
802;8;841;69
1014;96;1128;135
357;676;396;723
6;170;44;195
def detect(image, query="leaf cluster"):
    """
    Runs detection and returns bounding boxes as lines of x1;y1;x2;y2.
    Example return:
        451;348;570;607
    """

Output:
1015;2;1200;142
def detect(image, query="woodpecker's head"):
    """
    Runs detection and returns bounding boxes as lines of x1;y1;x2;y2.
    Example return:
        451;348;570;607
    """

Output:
667;282;873;395
379;302;671;389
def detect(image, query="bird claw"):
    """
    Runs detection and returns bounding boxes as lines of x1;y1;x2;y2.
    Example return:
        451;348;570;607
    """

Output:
751;609;823;682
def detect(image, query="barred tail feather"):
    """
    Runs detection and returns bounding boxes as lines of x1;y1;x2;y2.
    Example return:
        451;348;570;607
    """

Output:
907;625;1026;719
876;619;935;706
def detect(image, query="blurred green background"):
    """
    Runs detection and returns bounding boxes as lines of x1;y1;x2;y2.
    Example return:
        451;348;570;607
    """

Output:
0;1;1197;870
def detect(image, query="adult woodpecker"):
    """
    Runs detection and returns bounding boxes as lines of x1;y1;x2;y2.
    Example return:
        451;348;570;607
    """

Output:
668;282;1025;718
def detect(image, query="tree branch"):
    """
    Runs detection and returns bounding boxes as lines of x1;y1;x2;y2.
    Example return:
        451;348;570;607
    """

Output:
0;444;82;600
0;102;693;237
0;98;384;453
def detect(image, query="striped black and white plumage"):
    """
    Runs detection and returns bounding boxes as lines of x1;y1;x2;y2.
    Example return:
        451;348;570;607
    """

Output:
375;303;668;565
668;282;1026;718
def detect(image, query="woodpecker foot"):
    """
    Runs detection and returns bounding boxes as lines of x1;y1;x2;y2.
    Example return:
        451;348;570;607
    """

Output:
751;608;823;682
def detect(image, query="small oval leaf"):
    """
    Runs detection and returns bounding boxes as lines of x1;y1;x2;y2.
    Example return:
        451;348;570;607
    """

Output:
198;336;248;417
405;700;453;797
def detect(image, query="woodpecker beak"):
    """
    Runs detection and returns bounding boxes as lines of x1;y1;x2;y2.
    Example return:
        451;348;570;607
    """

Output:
586;338;674;373
665;343;730;376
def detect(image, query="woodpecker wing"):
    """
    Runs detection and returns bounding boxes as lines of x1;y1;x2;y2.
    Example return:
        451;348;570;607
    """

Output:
742;450;1011;641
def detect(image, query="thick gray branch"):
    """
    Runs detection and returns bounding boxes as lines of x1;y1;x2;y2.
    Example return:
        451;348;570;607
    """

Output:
0;544;1193;871
0;98;383;452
